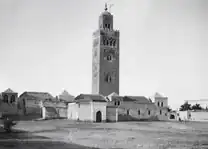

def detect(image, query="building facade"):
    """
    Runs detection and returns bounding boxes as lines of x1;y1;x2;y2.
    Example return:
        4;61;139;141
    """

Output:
92;4;120;96
151;92;169;121
67;94;108;122
18;91;55;116
0;88;18;117
18;91;68;120
106;93;169;122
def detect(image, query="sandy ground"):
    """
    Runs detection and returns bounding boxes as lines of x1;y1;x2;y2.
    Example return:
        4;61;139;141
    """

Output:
0;120;208;149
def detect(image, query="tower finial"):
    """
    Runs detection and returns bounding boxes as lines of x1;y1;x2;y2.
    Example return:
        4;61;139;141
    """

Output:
105;3;108;11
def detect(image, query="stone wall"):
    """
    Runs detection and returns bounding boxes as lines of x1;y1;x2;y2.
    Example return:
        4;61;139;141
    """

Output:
42;107;58;119
106;106;117;122
0;102;18;116
25;107;42;115
57;108;67;118
156;107;169;121
117;102;158;121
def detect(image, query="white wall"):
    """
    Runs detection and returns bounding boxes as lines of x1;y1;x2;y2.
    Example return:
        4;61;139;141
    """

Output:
190;111;208;122
178;111;190;121
67;103;78;120
67;101;107;122
177;111;208;122
78;102;92;121
42;107;46;119
92;102;107;122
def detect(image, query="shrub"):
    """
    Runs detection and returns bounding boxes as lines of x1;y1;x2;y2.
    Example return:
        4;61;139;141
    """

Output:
3;118;17;133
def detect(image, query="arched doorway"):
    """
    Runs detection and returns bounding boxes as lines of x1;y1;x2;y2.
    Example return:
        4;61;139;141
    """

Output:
96;111;102;122
170;114;175;119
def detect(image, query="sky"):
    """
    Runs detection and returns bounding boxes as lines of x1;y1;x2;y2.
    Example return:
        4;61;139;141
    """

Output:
0;0;207;109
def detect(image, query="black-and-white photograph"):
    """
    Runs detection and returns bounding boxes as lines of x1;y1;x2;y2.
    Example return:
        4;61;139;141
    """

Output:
0;0;207;148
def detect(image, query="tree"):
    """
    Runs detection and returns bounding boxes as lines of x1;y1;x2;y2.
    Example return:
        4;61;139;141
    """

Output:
179;101;192;111
191;103;203;110
167;107;172;112
3;117;17;133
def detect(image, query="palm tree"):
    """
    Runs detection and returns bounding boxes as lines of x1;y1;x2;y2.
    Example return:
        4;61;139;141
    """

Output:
191;103;203;110
179;102;192;111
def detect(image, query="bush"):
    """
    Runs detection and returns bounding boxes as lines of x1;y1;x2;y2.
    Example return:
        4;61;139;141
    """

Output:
3;118;17;133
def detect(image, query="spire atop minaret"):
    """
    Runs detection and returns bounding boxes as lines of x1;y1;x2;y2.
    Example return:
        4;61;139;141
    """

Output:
104;3;108;11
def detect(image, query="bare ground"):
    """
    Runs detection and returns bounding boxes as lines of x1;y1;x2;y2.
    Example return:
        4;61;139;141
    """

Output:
1;120;208;149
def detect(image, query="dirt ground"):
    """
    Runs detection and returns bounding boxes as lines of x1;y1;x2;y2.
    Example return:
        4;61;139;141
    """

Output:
0;120;208;149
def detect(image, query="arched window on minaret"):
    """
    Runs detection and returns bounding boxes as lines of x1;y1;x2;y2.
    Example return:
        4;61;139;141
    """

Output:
107;75;112;83
113;40;116;47
107;55;112;61
110;40;112;46
108;24;110;29
104;74;112;83
103;38;106;45
106;39;109;45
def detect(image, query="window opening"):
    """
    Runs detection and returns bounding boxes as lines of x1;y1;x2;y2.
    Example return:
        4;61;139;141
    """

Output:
107;55;112;61
138;110;140;115
3;94;8;103
10;95;15;103
127;109;129;115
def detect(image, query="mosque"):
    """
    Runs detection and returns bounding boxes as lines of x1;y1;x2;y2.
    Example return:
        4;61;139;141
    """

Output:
67;4;169;122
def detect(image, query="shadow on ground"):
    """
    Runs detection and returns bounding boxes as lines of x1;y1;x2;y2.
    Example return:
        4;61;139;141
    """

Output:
0;141;102;149
0;128;101;149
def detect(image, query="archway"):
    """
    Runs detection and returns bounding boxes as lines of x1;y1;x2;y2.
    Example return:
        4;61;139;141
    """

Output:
170;114;175;119
96;111;102;122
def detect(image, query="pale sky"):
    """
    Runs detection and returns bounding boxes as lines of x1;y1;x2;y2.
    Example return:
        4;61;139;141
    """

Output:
0;0;207;109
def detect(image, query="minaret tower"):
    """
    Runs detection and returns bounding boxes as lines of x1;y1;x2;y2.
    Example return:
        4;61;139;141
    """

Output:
92;3;120;96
